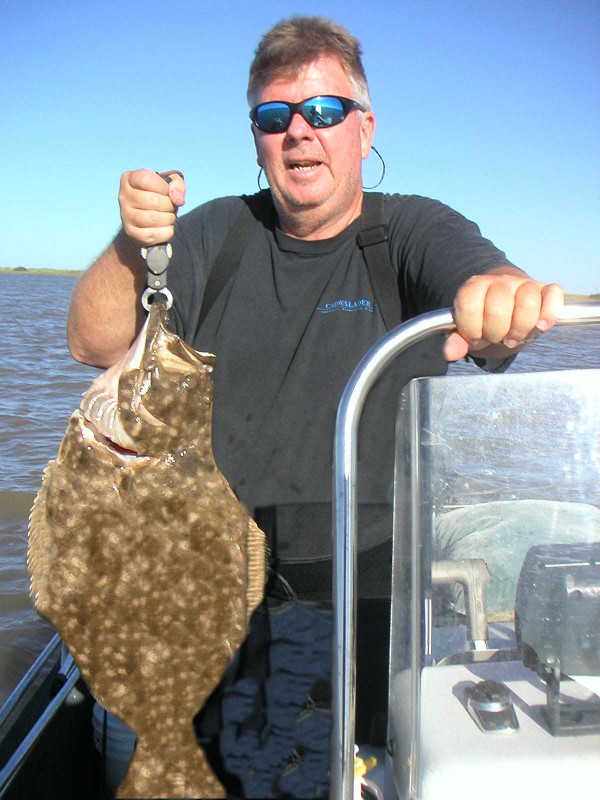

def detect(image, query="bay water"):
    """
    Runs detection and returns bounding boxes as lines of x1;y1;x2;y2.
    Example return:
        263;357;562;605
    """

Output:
0;272;598;704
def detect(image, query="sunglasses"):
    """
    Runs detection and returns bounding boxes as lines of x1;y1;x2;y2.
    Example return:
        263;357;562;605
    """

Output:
250;95;366;134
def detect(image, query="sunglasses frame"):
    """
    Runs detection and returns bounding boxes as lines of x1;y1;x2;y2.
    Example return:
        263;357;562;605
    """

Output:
249;95;366;134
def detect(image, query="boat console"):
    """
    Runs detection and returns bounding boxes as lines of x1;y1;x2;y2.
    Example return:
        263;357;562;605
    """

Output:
387;367;600;799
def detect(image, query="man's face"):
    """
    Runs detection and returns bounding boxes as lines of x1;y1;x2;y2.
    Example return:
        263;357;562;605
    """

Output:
250;56;375;239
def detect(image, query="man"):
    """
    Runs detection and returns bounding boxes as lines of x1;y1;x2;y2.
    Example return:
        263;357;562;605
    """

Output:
68;15;563;798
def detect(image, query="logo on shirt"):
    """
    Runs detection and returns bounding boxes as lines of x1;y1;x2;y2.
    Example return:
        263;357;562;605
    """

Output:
317;299;374;314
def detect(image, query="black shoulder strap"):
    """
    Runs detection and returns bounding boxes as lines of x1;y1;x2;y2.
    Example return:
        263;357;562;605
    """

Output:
197;190;274;329
357;192;402;331
197;189;401;334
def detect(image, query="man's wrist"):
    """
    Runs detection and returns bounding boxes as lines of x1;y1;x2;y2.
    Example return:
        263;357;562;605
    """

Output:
485;264;528;278
113;227;146;271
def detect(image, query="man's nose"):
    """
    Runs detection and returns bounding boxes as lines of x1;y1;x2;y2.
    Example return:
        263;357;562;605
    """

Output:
285;111;315;140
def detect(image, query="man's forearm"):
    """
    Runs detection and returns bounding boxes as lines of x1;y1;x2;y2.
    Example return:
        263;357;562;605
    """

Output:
67;229;147;368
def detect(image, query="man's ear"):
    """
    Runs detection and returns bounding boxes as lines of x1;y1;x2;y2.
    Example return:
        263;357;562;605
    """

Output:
360;111;376;160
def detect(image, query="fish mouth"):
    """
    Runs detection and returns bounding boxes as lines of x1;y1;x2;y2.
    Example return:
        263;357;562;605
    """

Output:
79;387;143;456
75;412;149;463
77;312;156;458
75;302;213;464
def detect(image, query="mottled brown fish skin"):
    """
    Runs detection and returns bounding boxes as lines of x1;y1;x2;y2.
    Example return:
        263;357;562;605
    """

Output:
28;302;266;799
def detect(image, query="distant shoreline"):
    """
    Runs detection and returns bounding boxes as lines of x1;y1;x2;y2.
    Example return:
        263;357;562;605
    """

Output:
0;267;597;300
0;267;81;276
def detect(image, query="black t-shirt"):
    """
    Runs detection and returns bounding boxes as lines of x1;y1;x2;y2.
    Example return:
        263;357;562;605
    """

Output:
166;192;512;577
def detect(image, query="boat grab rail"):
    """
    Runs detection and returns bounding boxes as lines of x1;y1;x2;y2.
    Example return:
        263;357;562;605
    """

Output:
0;659;81;798
330;301;600;800
0;634;81;796
0;633;61;731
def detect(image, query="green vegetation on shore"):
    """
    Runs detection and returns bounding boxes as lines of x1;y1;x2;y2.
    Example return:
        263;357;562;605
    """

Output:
0;266;81;276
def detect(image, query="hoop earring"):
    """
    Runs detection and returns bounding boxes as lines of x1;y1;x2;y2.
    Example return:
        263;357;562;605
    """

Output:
363;145;386;190
257;168;269;191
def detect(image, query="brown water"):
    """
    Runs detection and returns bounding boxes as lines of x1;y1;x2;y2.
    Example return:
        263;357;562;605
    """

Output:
0;272;598;704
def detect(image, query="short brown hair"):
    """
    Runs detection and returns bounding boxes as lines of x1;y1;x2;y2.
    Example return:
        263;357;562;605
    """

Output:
247;16;371;109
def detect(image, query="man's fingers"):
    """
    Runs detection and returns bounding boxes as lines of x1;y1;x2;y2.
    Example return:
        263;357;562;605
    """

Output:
443;331;470;362
123;169;186;206
124;186;175;212
450;272;566;361
126;207;177;230
452;276;488;345
537;283;565;331
157;170;186;207
479;279;522;344
119;168;186;245
126;225;177;247
125;169;170;194
501;282;563;346
500;280;542;346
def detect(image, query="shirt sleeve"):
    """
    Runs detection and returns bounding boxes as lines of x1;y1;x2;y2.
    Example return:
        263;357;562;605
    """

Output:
385;194;515;318
385;193;517;372
468;352;516;373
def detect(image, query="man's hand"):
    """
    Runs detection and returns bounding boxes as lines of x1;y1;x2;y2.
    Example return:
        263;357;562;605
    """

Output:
67;168;186;368
444;268;565;362
119;169;186;246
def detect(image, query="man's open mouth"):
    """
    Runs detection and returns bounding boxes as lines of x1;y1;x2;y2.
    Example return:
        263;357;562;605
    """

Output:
288;160;322;172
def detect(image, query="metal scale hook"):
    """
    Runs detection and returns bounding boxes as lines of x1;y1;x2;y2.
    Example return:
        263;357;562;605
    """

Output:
140;173;179;311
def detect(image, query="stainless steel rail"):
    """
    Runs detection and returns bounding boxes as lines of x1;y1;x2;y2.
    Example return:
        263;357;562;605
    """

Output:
0;634;61;730
330;301;600;800
0;650;80;797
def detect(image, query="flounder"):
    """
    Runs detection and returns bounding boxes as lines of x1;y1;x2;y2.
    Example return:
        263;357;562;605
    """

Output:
28;300;266;798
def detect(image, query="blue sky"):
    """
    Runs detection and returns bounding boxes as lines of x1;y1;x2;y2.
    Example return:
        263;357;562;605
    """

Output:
2;0;598;293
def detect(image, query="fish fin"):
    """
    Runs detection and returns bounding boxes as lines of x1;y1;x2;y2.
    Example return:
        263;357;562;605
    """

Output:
27;461;54;614
246;517;267;623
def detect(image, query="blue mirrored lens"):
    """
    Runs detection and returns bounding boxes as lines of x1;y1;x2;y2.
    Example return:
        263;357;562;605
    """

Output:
303;96;345;127
255;103;291;133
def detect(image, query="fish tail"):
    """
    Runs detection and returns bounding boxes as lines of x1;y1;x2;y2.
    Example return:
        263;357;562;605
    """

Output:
116;727;226;799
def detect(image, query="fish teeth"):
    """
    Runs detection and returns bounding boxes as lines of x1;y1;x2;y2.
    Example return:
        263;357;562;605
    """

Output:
105;399;118;431
80;391;137;452
81;390;108;421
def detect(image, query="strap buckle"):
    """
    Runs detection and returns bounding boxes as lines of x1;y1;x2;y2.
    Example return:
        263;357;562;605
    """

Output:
357;225;388;248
